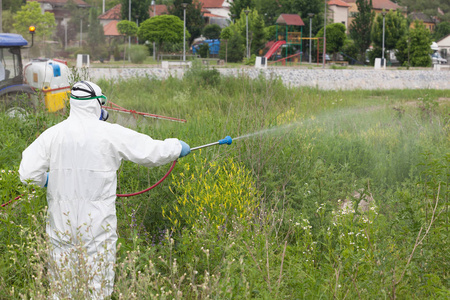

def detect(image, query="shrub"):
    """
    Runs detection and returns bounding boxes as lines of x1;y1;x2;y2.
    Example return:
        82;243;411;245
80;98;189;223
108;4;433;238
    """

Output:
163;155;259;232
198;43;210;58
129;45;148;64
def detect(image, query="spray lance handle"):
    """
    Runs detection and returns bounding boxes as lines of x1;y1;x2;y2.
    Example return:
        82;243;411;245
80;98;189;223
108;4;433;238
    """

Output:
190;136;233;151
218;136;232;145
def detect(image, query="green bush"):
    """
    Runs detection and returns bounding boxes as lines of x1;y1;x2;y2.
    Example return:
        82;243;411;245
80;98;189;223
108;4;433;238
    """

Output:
164;155;259;231
129;45;148;64
198;43;210;58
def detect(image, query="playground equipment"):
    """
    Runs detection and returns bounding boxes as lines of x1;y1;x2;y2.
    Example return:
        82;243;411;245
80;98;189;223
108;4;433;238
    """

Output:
262;14;324;66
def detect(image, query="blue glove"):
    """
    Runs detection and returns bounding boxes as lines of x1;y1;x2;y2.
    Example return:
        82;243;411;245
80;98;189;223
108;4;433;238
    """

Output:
179;140;191;158
44;172;49;187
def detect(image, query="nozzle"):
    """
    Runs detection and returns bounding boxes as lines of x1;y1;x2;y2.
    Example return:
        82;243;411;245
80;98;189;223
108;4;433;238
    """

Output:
218;136;232;145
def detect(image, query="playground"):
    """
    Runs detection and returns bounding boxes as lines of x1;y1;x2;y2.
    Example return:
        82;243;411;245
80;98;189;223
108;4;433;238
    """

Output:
261;14;326;66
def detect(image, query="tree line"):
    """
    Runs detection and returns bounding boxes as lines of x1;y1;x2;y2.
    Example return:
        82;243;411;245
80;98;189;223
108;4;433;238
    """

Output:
2;0;450;66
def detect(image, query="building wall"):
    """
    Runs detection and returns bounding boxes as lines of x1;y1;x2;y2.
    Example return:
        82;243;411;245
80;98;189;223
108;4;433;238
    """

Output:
329;5;349;27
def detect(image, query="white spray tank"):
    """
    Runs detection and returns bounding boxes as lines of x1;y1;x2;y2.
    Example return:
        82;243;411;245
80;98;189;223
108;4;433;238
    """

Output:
23;58;71;112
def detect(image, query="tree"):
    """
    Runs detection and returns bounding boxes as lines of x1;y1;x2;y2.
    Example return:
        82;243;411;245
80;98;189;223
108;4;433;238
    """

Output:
117;20;138;61
234;9;267;57
396;21;432;67
230;0;254;21
3;0;26;12
254;0;324;34
219;28;244;63
349;0;374;61
138;15;189;57
203;24;221;40
397;0;450;22
220;26;233;63
316;23;346;59
87;7;107;60
13;1;56;39
433;22;450;41
371;10;407;51
120;0;150;24
168;0;204;43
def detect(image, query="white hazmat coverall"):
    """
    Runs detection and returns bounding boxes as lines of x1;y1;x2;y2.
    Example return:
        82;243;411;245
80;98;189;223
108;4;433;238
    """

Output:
19;97;182;298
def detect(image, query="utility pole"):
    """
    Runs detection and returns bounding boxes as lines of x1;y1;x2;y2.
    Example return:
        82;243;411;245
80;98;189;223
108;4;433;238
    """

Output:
323;0;327;68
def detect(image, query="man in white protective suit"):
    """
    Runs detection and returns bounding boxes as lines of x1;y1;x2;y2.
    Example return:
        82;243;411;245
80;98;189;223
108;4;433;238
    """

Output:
19;81;191;299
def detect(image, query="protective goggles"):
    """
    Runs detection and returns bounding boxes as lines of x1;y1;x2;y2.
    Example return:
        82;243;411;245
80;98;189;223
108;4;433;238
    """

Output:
70;82;107;105
70;94;107;105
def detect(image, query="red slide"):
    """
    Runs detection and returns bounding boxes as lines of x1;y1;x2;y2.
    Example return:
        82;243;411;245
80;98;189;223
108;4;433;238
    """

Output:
264;40;286;59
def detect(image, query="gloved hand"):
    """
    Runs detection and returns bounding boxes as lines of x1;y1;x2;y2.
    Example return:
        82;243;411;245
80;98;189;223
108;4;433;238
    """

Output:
44;172;49;187
179;140;191;158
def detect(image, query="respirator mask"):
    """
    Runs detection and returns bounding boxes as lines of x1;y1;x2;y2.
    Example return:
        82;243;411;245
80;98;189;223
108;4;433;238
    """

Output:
70;81;109;121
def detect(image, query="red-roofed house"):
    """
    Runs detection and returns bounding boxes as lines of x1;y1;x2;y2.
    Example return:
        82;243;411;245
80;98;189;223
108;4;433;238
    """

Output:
328;0;351;28
344;0;406;27
98;4;121;28
199;0;232;28
149;4;168;17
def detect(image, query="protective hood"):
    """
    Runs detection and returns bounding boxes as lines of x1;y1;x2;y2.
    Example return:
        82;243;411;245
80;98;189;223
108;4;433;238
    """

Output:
69;97;102;120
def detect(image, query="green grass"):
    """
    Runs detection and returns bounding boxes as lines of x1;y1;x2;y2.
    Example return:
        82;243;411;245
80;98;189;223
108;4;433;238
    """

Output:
0;69;449;298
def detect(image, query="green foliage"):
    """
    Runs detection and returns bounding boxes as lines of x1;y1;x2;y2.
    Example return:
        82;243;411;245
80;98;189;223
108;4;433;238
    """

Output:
233;9;267;57
349;0;375;61
129;45;148;64
3;0;26;13
244;53;257;65
138;15;188;45
168;0;204;43
1;75;449;298
222;29;245;63
371;10;408;50
341;38;359;63
120;0;150;24
316;23;346;55
138;15;189;56
164;155;259;231
229;0;254;21
396;21;432;67
183;60;221;87
13;1;56;38
433;21;450;41
117;20;138;37
1;10;15;34
197;43;209;58
397;0;450;22
220;26;233;41
202;24;221;40
87;7;107;60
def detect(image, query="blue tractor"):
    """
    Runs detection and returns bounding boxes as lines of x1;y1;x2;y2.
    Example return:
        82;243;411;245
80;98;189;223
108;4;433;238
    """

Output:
0;27;37;112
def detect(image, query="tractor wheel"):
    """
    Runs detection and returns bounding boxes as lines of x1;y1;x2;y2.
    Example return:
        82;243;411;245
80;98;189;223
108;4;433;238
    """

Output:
0;92;36;118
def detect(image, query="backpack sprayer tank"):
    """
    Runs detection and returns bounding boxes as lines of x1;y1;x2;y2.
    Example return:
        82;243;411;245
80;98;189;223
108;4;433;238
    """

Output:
23;58;71;112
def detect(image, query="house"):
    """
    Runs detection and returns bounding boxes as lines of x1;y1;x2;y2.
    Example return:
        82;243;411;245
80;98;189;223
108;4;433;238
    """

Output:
409;12;436;32
99;3;168;37
344;0;406;27
98;3;121;37
327;0;351;28
436;34;450;61
199;0;232;28
149;4;169;17
28;0;90;27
